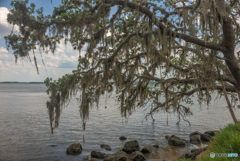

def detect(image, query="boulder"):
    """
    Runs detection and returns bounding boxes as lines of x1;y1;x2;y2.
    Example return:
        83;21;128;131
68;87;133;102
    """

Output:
122;140;140;153
190;135;201;144
165;135;170;140
152;143;159;148
104;151;127;161
166;135;186;147
168;137;186;147
200;134;211;142
189;131;202;137
204;130;218;137
119;136;127;141
130;151;145;161
166;135;185;141
189;131;212;143
66;143;82;155
182;147;207;160
91;151;105;159
100;144;112;151
141;145;152;153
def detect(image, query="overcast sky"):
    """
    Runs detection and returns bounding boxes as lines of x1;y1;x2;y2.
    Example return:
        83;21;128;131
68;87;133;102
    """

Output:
0;0;79;82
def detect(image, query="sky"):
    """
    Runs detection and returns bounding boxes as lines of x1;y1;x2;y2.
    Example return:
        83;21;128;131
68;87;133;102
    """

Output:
0;0;79;82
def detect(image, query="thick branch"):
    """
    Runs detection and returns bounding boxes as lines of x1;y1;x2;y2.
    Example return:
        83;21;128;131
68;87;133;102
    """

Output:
106;0;224;51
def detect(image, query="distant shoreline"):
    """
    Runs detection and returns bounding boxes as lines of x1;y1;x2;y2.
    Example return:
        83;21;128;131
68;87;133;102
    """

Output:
0;82;44;84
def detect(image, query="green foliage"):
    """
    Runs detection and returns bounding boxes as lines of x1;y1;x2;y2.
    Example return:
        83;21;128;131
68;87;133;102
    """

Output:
201;122;240;161
178;122;240;161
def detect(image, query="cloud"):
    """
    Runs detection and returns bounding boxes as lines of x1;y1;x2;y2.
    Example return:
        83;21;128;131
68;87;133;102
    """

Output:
0;6;85;82
42;41;80;69
0;39;83;82
0;46;8;54
0;7;15;38
58;60;77;68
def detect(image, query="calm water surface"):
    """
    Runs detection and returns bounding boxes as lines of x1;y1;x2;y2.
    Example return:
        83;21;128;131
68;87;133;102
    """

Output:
0;84;239;161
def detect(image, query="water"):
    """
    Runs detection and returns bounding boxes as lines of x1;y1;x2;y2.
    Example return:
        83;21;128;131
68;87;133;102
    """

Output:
0;84;239;161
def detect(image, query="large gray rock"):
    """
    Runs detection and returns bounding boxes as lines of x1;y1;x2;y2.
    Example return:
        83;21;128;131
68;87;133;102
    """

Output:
91;151;105;159
130;151;145;161
122;140;140;153
190;134;201;144
141;145;152;153
189;131;201;137
100;144;112;151
204;130;218;137
168;138;186;147
66;143;82;155
200;134;211;142
166;135;186;147
119;136;127;141
181;147;207;160
104;151;127;161
189;131;212;143
152;143;159;148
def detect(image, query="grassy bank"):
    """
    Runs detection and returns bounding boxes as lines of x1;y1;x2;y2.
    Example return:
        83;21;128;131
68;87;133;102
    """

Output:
180;122;240;161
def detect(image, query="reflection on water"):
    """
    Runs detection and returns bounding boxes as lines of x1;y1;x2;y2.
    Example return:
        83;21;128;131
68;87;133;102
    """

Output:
0;84;239;161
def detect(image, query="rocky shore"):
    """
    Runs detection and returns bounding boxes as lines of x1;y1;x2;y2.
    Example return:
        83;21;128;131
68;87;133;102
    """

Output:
65;130;218;161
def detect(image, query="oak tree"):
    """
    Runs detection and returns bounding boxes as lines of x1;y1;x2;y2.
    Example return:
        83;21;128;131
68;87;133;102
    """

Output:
5;0;240;132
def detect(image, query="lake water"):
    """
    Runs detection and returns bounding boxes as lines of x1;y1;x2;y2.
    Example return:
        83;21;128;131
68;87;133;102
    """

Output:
0;84;239;161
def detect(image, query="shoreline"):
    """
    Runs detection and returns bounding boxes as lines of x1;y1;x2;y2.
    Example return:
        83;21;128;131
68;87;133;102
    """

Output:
0;82;44;84
75;130;217;161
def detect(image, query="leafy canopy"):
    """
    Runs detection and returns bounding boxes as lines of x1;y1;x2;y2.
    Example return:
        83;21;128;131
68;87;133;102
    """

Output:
5;0;240;132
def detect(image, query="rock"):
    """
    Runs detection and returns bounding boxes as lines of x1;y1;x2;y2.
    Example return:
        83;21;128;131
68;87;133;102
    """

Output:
66;143;82;155
183;147;207;160
91;151;105;159
189;131;202;137
168;137;186;147
104;151;127;161
166;135;185;141
200;134;211;142
100;144;112;151
189;131;212;143
166;135;186;147
204;130;218;137
130;151;145;161
122;140;140;153
152;143;159;148
141;145;152;153
165;135;170;140
190;135;201;144
189;131;203;144
119;136;127;141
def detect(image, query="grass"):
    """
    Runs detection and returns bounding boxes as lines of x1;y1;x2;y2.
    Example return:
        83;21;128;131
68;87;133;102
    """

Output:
179;122;240;161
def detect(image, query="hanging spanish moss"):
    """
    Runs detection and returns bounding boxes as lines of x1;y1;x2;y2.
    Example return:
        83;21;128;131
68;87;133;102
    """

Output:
5;0;240;132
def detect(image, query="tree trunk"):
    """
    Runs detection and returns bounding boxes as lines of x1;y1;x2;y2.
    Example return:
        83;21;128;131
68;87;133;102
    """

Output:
217;66;238;123
222;86;238;123
218;1;239;123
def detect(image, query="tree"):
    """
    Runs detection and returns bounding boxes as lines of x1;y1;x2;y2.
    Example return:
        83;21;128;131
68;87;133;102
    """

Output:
5;0;240;132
